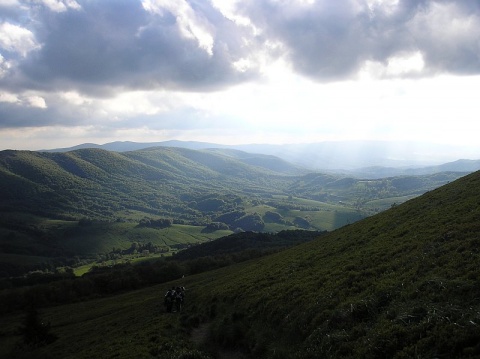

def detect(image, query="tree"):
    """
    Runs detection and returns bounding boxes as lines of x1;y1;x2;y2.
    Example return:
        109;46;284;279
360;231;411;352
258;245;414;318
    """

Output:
293;216;310;229
263;211;285;224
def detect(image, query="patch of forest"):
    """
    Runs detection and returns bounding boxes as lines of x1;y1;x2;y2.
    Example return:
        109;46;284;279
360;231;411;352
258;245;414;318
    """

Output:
0;230;323;314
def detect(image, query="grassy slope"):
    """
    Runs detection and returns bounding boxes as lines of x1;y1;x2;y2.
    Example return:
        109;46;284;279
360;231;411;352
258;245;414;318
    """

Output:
0;212;233;275
60;223;231;256
185;171;480;358
2;172;480;358
0;284;197;359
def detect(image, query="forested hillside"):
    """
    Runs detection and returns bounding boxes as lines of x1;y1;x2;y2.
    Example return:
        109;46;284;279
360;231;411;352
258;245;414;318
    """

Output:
0;147;310;221
0;147;464;222
1;167;479;358
0;146;469;278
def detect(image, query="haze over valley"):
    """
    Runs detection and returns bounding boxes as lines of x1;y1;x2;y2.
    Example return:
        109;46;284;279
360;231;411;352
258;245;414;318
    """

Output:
45;139;480;174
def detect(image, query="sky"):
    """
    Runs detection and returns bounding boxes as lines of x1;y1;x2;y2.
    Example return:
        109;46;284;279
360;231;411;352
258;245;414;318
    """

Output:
1;0;480;155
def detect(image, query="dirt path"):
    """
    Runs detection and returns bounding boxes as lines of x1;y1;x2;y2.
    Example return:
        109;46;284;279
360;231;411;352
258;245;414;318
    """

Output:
190;323;210;346
190;323;248;359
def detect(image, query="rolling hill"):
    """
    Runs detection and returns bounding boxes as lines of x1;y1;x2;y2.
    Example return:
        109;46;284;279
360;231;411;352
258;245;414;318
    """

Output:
43;139;480;172
0;146;465;223
0;146;471;278
0;171;479;358
0;147;300;221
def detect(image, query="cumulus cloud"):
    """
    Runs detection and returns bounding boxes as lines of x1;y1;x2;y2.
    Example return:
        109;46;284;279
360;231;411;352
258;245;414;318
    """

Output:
238;0;480;81
142;0;215;55
2;0;479;93
0;22;39;56
0;0;258;96
1;0;480;134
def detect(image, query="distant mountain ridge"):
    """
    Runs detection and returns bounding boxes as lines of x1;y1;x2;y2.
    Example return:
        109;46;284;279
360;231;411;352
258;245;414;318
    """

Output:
43;140;480;174
342;159;480;179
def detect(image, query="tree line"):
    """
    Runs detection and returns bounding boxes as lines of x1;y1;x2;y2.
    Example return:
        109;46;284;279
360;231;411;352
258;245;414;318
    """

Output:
0;230;324;314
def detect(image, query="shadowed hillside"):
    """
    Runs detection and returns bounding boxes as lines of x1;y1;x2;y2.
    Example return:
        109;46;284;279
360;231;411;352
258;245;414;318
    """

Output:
183;171;480;358
1;172;479;358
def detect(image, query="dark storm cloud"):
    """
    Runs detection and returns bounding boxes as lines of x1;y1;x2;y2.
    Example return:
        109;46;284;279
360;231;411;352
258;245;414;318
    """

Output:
239;0;480;81
2;0;258;95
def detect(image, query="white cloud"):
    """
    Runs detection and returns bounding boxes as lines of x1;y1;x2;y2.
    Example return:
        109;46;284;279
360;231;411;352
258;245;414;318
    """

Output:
29;0;80;12
25;95;46;108
359;52;425;78
142;0;215;55
60;91;92;106
0;22;39;56
386;52;425;76
0;91;19;103
0;54;11;78
211;0;252;27
366;0;399;15
99;91;172;117
1;0;480;156
407;2;480;74
0;91;46;108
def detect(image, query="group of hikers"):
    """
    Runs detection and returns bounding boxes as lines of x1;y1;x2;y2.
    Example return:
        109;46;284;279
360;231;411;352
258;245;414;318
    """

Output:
163;286;185;313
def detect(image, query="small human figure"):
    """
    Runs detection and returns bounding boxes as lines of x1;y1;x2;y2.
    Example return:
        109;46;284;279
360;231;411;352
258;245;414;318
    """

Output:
174;286;184;312
164;287;175;313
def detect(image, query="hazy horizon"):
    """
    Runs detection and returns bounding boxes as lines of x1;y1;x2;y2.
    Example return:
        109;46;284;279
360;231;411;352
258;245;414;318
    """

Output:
24;138;480;171
1;1;480;152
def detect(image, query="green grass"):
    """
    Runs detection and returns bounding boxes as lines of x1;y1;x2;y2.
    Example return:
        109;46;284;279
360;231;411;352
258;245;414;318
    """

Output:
245;198;362;231
182;171;480;358
72;263;94;276
3;172;480;358
363;194;418;210
61;223;232;256
1;154;478;357
1;147;464;278
0;283;202;359
64;224;232;275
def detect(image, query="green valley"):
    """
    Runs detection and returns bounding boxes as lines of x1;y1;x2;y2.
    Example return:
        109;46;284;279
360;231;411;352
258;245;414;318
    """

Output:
0;146;469;277
0;166;479;358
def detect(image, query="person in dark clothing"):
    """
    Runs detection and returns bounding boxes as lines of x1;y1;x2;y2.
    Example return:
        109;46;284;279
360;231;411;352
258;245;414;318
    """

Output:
174;286;184;312
164;287;175;313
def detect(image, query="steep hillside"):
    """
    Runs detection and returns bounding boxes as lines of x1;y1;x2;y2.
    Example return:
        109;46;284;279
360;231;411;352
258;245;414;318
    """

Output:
173;230;326;261
1;172;479;358
183;171;480;358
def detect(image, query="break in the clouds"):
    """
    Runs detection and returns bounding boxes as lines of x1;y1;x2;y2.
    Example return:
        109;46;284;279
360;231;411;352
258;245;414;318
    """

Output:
0;0;480;151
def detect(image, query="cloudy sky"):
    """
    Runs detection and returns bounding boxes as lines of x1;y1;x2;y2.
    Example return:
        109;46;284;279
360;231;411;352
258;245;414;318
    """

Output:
1;0;480;154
